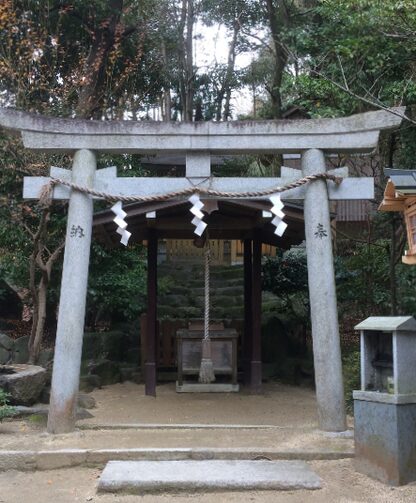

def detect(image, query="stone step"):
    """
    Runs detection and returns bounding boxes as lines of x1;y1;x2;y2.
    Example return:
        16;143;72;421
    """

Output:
97;459;322;494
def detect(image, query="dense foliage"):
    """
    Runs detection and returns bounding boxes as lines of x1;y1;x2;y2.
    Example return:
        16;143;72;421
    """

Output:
87;242;147;325
1;0;416;366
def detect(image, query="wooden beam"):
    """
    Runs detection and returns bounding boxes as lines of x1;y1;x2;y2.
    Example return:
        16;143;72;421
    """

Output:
250;231;262;393
243;239;253;387
145;229;157;397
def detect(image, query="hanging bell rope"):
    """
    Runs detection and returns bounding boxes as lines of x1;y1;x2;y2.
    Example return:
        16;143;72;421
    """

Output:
198;241;216;384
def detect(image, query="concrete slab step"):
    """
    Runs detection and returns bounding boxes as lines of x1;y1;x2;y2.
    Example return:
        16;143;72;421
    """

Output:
97;459;322;494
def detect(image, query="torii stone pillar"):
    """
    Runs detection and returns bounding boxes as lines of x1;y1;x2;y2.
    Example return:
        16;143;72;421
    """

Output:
302;149;346;431
47;149;97;434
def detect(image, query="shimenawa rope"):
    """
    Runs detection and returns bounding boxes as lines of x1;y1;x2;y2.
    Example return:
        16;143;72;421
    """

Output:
38;172;342;208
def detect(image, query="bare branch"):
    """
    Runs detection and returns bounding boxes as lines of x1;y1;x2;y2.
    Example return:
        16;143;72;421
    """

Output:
336;54;348;90
23;223;35;239
310;68;416;126
237;24;274;53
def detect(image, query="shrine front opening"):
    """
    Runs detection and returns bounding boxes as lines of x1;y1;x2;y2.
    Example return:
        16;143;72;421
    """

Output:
93;198;306;395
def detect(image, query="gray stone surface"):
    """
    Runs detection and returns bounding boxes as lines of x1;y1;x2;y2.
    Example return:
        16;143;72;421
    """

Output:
0;347;11;364
302;148;346;432
186;152;211;177
353;390;416;404
354;399;416;485
77;393;96;409
25;174;375;202
0;107;403;153
12;404;93;419
37;349;54;368
14;106;404;436
0;364;46;405
358;321;416;395
0;333;14;350
0;447;353;472
79;374;101;392
355;316;416;331
97;460;322;493
47;149;97;434
12;336;29;364
394;332;416;395
176;383;239;393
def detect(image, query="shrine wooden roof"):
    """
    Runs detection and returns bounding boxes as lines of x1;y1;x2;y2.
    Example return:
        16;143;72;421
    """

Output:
379;168;416;212
93;199;305;248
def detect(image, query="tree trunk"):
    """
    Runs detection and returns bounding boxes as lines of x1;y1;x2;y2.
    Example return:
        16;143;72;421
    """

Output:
75;0;124;119
177;0;188;120
222;20;239;121
161;40;172;121
215;88;226;121
28;277;48;364
184;0;195;121
265;0;289;119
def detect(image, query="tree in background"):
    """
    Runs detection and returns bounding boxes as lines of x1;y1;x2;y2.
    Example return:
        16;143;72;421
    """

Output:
1;0;416;362
0;0;160;361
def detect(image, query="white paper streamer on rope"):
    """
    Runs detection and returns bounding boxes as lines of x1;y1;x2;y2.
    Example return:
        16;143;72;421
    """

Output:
188;194;207;236
269;194;288;237
111;201;131;246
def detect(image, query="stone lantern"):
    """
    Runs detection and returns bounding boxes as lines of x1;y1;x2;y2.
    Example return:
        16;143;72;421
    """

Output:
353;316;416;485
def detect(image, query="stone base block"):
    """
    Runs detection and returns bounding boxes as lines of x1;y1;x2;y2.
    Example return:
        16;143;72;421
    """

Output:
97;460;321;493
354;398;416;485
176;382;239;393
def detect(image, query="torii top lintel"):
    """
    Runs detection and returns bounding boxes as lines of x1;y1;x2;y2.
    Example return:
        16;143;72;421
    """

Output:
0;107;404;155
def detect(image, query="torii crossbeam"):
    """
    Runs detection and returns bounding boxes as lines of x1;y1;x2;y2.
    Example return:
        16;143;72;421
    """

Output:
0;107;404;434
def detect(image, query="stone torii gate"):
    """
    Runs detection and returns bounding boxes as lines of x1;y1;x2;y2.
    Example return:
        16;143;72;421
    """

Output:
0;108;403;434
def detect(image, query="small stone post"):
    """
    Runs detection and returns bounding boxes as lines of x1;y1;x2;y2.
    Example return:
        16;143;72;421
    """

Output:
47;149;97;434
302;148;346;432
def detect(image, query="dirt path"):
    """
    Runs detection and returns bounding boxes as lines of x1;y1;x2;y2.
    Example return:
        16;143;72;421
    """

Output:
0;382;414;501
1;459;416;503
79;381;320;427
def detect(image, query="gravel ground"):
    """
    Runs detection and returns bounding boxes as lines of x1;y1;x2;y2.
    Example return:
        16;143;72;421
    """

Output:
1;382;413;501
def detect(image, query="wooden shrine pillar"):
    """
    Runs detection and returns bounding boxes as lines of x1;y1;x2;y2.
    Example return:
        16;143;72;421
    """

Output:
145;229;157;396
243;239;253;386
250;232;262;393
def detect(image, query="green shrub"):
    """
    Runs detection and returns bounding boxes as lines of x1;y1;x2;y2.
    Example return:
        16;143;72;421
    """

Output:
0;388;15;422
343;350;360;414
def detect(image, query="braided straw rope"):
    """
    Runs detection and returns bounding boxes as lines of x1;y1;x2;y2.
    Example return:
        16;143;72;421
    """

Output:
39;172;342;207
199;240;216;384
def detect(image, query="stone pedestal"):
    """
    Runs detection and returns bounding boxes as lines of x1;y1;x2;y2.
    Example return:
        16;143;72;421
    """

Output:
354;392;416;485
